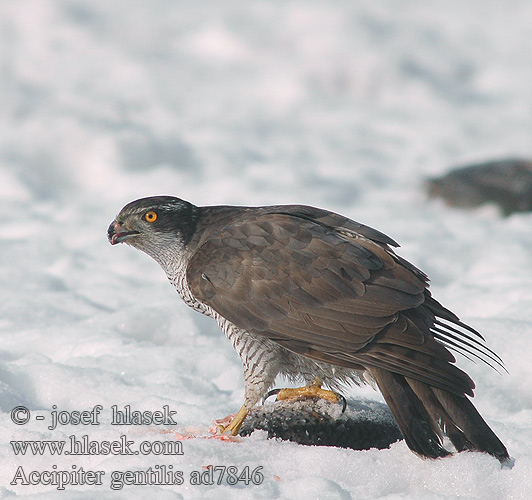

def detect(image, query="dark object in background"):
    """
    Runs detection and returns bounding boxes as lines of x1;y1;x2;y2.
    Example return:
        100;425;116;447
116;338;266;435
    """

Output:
239;398;403;451
427;158;532;215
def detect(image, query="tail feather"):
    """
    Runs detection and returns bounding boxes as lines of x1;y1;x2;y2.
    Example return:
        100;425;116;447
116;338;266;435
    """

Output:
431;386;509;461
371;367;450;458
370;367;509;462
404;377;472;453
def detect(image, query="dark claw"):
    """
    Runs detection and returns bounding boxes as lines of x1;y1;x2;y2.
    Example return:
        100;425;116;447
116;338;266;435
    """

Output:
262;388;281;404
336;392;347;413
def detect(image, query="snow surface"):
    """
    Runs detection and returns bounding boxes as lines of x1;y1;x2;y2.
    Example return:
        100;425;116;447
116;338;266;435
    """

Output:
1;0;532;498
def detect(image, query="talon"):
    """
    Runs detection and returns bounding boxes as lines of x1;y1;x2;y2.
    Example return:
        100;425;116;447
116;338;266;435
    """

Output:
265;379;347;411
213;405;248;436
263;388;281;403
337;393;347;413
275;385;339;403
209;414;235;434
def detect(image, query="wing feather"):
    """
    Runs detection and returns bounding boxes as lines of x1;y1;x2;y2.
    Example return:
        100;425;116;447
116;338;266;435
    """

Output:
187;210;482;396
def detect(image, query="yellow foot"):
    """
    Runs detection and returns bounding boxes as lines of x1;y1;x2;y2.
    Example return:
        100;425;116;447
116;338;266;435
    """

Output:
264;381;346;411
214;405;248;436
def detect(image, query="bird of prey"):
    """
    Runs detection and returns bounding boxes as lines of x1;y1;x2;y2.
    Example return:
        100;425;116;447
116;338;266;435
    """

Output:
108;196;509;461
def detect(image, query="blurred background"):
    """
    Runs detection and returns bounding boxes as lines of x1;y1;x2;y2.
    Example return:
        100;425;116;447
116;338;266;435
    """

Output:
3;0;532;339
1;1;532;496
2;0;532;210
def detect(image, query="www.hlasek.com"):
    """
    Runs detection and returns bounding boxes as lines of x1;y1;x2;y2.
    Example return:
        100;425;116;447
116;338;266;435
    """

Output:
9;404;265;490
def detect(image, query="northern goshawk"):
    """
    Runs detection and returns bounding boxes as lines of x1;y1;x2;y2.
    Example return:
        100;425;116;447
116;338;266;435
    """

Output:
108;196;509;461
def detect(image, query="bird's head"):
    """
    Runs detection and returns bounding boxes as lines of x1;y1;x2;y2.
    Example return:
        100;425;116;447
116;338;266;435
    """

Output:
108;196;200;263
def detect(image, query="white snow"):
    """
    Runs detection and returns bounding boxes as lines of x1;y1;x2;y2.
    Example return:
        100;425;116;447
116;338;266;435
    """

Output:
1;0;532;498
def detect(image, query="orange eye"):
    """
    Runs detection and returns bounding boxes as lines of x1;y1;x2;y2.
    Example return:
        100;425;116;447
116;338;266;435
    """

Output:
144;211;158;223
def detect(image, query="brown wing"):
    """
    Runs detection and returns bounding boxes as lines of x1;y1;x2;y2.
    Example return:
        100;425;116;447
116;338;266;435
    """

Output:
187;211;476;396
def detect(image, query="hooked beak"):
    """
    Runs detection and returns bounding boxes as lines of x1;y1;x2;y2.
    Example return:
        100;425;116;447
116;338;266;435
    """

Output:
107;220;140;245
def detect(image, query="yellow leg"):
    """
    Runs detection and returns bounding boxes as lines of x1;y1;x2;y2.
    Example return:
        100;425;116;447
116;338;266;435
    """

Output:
218;405;248;436
275;380;340;404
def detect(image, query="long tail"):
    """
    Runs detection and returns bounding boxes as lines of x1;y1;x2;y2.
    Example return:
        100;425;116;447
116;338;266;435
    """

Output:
370;367;509;462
